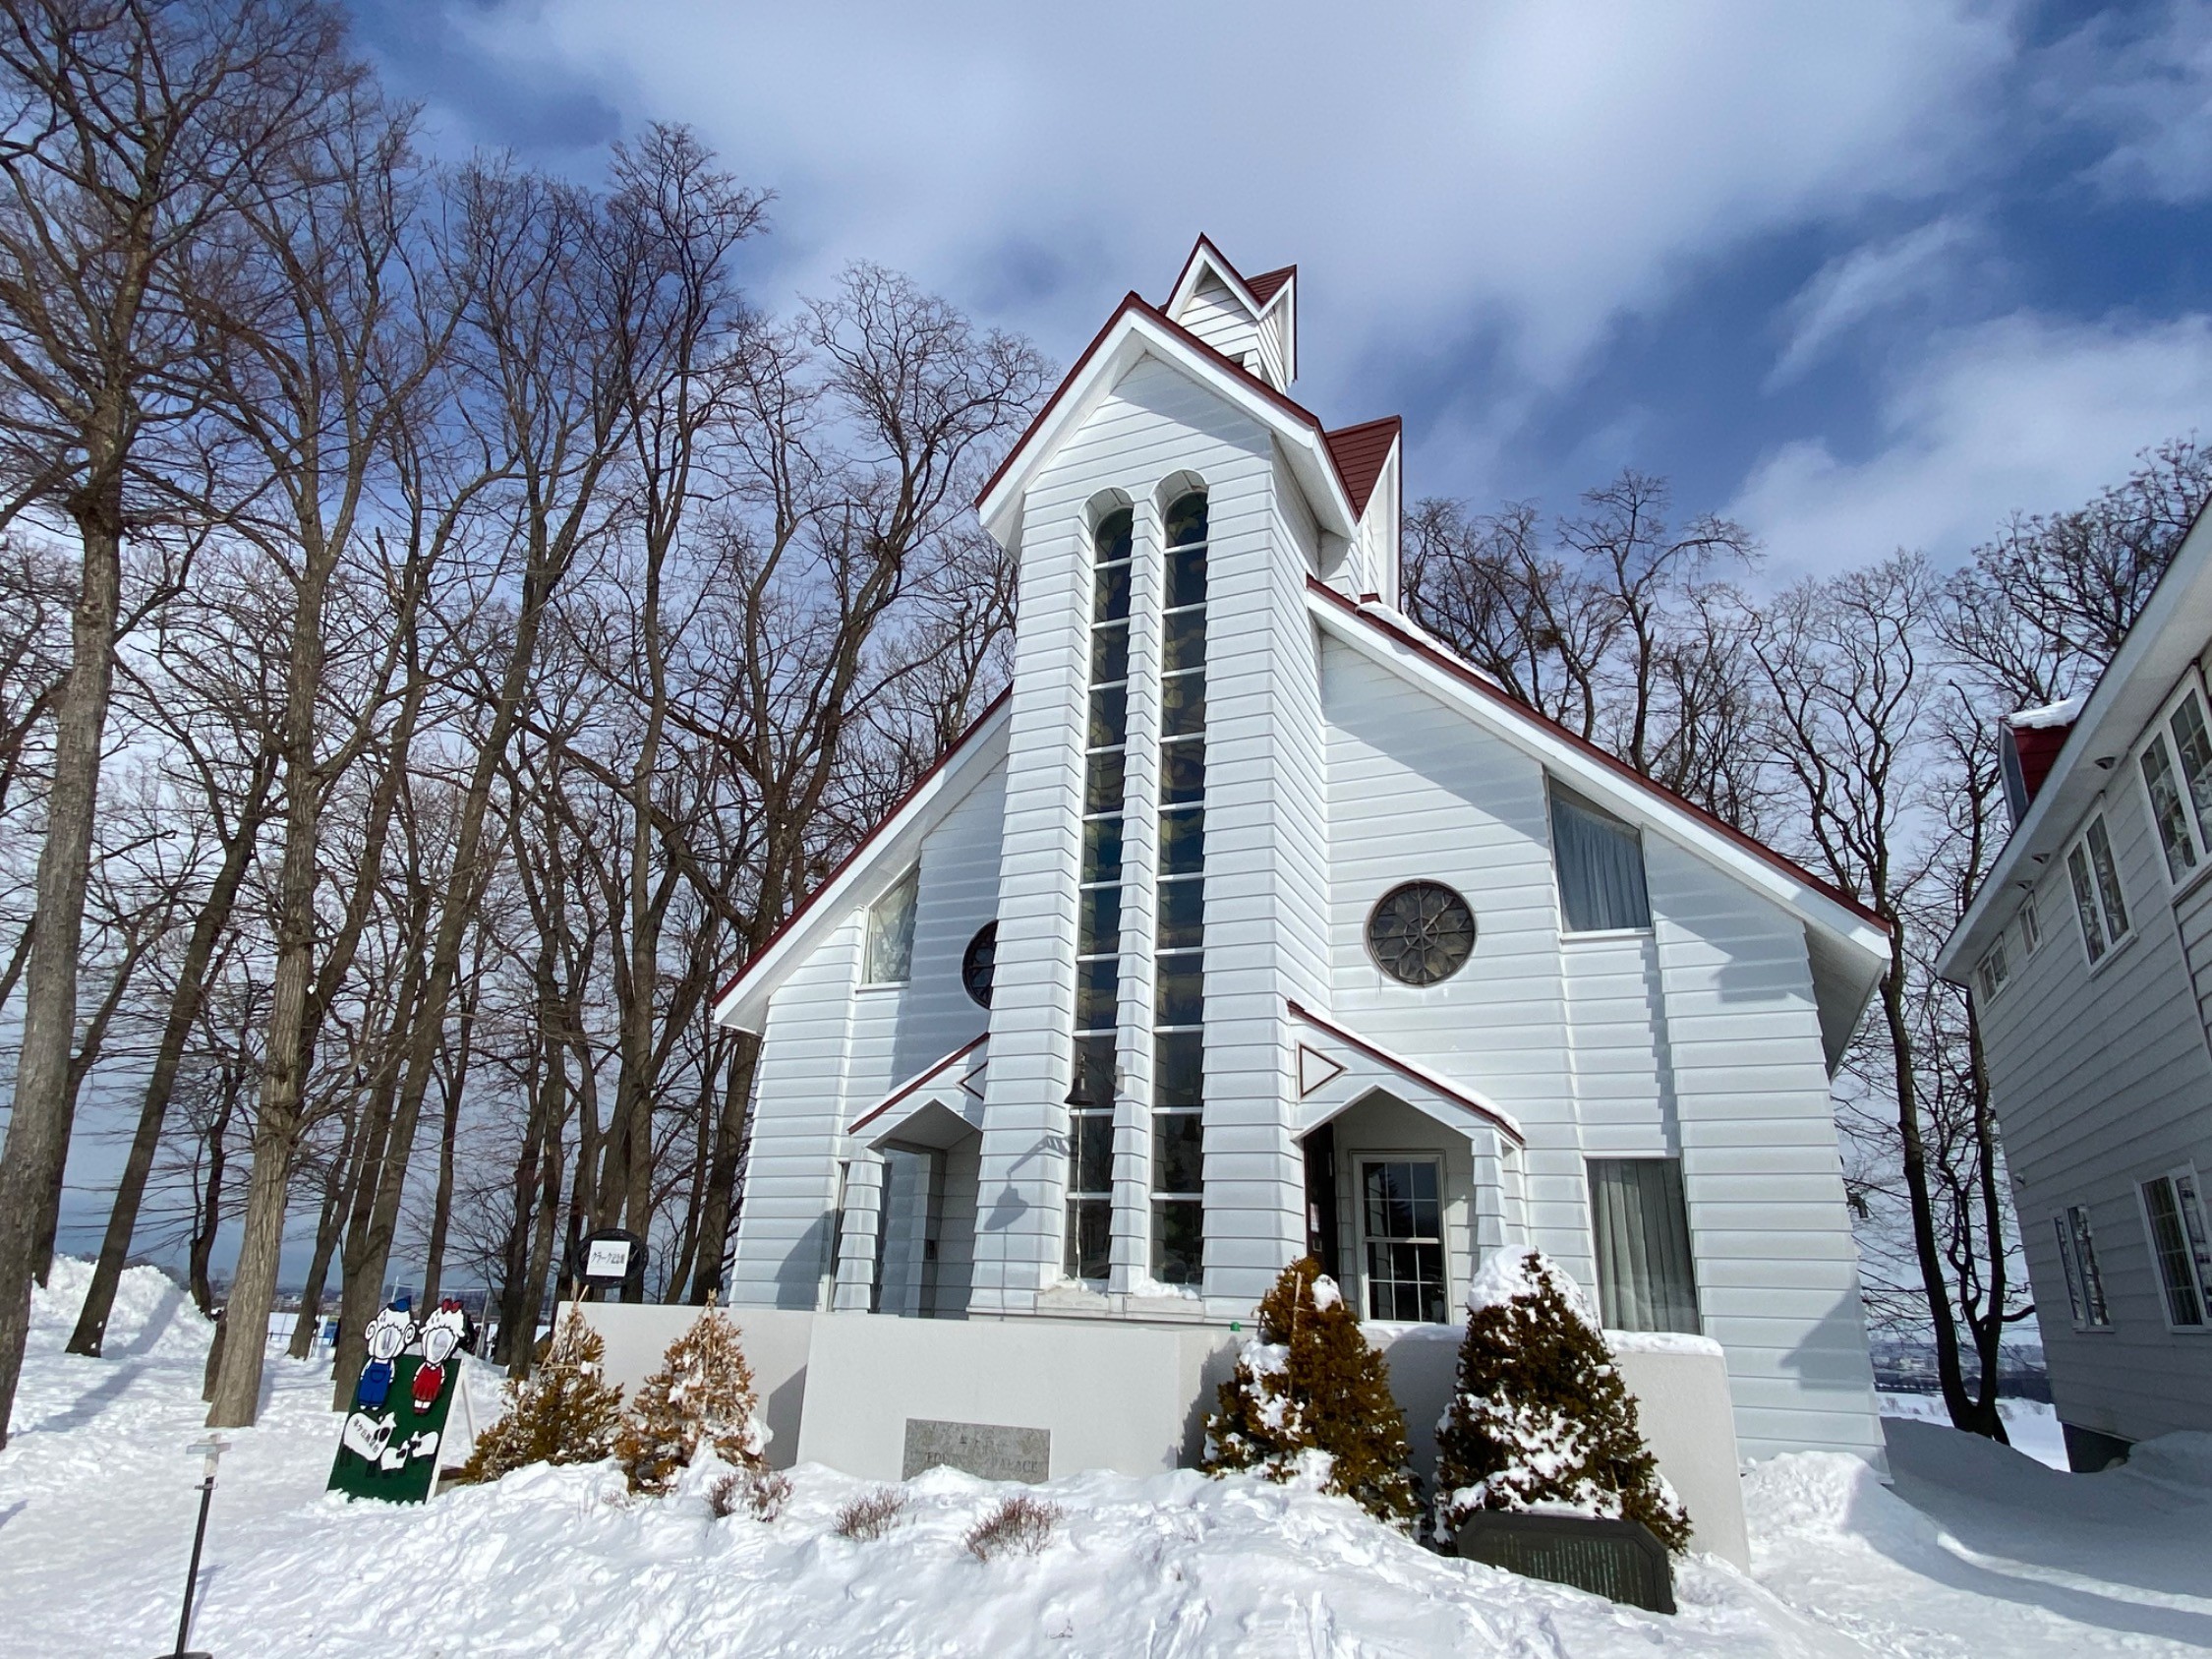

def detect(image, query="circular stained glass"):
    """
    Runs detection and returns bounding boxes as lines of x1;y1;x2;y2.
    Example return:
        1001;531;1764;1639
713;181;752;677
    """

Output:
962;921;998;1008
1367;882;1476;986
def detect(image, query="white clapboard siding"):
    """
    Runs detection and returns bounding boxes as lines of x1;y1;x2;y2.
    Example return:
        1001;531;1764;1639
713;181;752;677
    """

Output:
1976;754;2212;1443
728;918;865;1310
1173;274;1283;386
1644;836;1885;1461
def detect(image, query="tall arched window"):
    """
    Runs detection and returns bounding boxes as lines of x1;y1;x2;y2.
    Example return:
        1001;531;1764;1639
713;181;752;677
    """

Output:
1150;490;1207;1284
1066;505;1130;1279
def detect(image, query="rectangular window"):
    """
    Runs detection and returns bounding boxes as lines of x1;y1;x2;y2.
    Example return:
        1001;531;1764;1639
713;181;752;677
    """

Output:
1588;1157;1701;1333
1361;1159;1447;1322
2066;813;2129;964
2018;893;2040;953
2053;1205;2111;1329
2140;1171;2212;1330
1550;785;1652;932
2141;732;2198;881
1976;934;2010;1003
2138;684;2212;885
863;866;919;985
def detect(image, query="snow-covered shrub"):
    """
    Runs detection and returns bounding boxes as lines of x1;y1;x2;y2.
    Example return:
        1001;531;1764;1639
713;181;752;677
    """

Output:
1432;1250;1690;1552
615;1301;770;1496
836;1488;907;1540
965;1494;1061;1561
458;1307;625;1483
1201;1256;1420;1531
710;1465;790;1521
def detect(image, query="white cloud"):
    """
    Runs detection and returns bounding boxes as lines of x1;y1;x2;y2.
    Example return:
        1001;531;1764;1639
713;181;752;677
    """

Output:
2048;1;2212;203
1767;216;1988;386
1729;311;2212;576
437;1;2019;405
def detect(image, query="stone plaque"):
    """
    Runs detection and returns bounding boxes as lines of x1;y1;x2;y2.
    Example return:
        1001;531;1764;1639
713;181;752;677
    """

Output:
902;1417;1051;1482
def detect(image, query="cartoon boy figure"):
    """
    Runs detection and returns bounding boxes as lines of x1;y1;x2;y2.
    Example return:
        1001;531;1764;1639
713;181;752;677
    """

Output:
357;1304;415;1411
412;1300;468;1414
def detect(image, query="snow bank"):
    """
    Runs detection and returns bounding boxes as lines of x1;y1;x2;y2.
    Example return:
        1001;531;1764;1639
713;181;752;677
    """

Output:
9;1260;2212;1656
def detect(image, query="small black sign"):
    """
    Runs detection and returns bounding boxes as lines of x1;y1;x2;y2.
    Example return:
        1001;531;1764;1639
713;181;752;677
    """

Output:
574;1227;647;1297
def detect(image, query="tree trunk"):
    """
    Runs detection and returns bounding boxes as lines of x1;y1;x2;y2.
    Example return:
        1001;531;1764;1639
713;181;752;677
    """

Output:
69;765;273;1354
687;1034;758;1304
189;1081;242;1319
419;988;478;1311
0;492;122;1445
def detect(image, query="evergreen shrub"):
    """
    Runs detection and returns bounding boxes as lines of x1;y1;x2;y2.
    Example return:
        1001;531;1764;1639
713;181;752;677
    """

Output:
615;1301;770;1496
1432;1250;1690;1552
1201;1256;1420;1531
457;1306;624;1483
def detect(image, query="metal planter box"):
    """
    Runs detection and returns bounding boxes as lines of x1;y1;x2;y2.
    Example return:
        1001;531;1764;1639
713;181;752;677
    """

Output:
1453;1511;1676;1614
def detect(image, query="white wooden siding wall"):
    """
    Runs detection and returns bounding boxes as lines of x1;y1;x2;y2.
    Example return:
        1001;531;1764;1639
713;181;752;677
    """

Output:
1564;935;1678;1160
1643;837;1884;1461
1191;437;1331;1310
968;444;1089;1314
1174;276;1283;386
889;771;1003;1081
1320;638;1584;1275
1978;764;2212;1442
936;1135;981;1317
728;920;866;1309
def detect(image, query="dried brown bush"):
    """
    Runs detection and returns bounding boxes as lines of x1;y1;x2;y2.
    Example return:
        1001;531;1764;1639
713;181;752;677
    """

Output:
835;1488;907;1540
964;1494;1061;1562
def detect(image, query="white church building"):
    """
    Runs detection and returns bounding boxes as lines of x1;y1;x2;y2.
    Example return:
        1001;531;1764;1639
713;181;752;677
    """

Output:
708;239;1889;1490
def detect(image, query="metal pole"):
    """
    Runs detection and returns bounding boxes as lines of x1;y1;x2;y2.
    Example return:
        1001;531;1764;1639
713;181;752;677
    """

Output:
166;1436;226;1659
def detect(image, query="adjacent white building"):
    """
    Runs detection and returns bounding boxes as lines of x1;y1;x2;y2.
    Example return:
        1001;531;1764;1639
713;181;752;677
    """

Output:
712;239;1890;1469
1940;506;2212;1470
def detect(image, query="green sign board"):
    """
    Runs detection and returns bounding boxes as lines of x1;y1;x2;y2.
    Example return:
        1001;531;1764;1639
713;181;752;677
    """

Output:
328;1304;468;1504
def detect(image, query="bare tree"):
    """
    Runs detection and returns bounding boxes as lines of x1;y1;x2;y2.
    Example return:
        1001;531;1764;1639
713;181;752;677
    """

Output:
0;0;363;1447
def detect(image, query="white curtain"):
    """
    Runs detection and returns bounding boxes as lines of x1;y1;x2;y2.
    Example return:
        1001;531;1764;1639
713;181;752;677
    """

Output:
1550;787;1652;932
1588;1156;1701;1333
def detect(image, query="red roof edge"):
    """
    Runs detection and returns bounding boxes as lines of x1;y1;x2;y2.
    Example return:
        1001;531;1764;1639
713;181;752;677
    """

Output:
713;688;1013;1012
1286;1000;1524;1147
1306;579;1892;934
976;292;1349;516
1323;416;1401;518
849;1035;988;1136
1246;264;1296;307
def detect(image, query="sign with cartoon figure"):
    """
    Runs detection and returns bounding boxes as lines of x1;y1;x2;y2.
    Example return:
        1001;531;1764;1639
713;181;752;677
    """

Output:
327;1299;471;1503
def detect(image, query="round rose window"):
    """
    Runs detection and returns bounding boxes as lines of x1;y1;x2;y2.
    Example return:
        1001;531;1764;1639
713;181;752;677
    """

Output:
1367;882;1476;986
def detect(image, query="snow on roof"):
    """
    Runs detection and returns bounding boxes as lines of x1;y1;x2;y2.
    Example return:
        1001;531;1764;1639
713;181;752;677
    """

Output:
2005;694;2086;730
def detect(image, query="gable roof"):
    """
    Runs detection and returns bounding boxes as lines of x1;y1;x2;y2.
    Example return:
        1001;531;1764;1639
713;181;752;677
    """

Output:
1323;417;1401;519
712;692;1012;1031
1305;578;1891;957
1245;265;1296;306
973;289;1359;546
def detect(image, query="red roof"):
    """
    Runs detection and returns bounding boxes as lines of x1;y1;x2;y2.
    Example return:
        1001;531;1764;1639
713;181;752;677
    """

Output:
1323;417;1400;519
1306;579;1891;933
1245;265;1295;306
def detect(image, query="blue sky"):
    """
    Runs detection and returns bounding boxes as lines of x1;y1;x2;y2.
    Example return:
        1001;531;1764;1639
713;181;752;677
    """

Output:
346;1;2212;583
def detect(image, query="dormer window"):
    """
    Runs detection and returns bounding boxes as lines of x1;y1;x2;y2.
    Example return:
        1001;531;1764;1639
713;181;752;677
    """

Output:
1550;784;1651;933
863;866;919;986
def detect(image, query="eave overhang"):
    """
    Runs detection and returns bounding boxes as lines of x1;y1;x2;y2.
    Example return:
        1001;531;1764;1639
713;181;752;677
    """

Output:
1939;502;2212;981
711;695;1013;1034
974;293;1356;550
1306;581;1892;1037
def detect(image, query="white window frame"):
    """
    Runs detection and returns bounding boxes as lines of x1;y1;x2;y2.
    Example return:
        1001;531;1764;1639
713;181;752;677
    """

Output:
860;864;921;989
1356;1153;1450;1324
2065;812;2131;968
1975;932;2010;1003
2052;1203;2111;1331
2137;1166;2212;1333
2134;676;2212;890
2018;891;2040;954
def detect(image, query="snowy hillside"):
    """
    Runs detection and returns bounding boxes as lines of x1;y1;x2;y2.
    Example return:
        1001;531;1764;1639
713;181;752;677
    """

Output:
4;1261;2210;1656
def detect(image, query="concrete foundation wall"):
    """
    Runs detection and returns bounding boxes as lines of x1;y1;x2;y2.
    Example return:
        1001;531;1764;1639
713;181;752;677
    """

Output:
568;1304;1750;1565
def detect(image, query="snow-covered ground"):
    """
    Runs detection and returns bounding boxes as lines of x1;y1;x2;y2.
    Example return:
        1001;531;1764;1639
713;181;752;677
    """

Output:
1878;1391;2068;1469
6;1261;2212;1657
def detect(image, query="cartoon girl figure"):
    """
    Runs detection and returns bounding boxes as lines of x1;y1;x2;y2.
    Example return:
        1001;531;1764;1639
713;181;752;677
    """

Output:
357;1304;415;1410
412;1300;468;1414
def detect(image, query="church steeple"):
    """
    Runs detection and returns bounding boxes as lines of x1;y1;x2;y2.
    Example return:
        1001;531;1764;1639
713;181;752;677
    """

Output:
1162;236;1297;390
